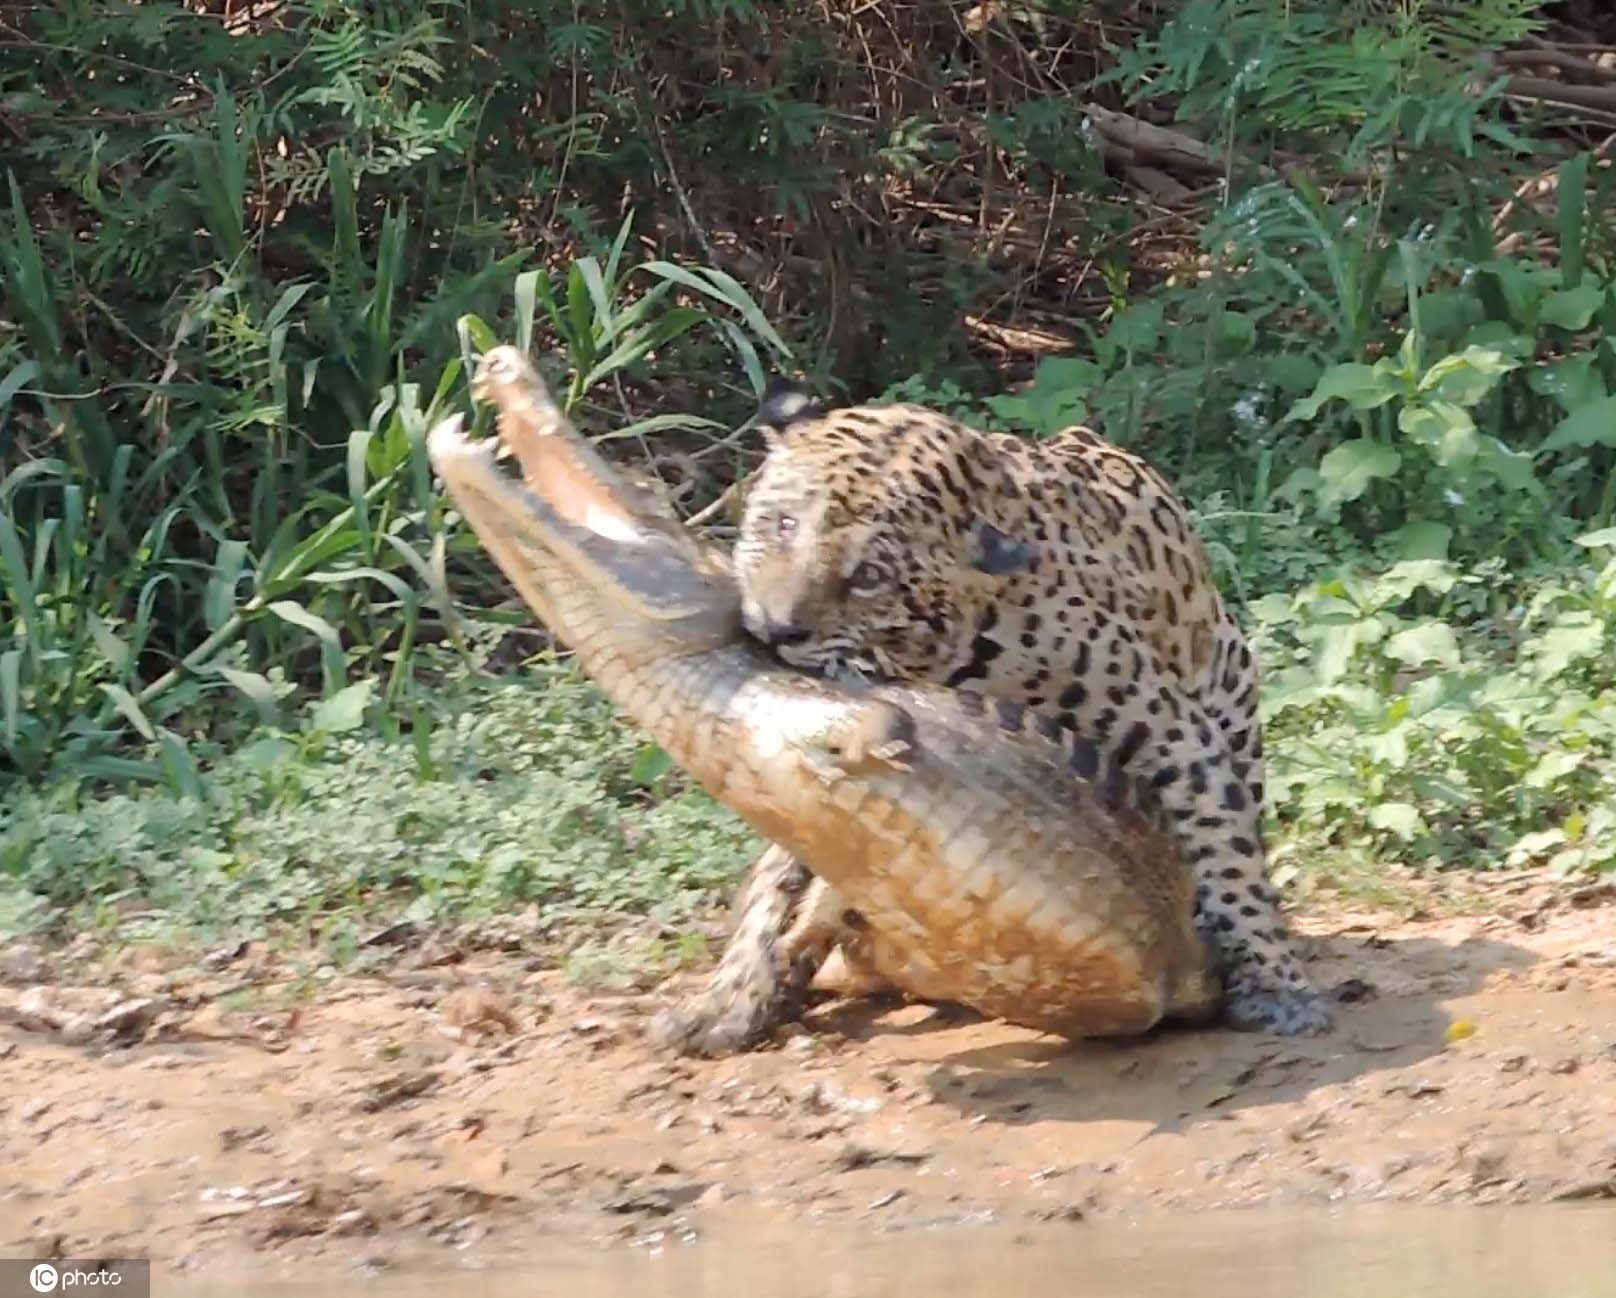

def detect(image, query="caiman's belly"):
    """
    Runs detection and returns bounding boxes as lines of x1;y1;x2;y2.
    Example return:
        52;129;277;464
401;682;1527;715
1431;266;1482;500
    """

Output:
688;679;1220;1038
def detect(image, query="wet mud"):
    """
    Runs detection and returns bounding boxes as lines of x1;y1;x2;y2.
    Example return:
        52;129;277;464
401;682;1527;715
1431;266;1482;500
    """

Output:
2;872;1614;1292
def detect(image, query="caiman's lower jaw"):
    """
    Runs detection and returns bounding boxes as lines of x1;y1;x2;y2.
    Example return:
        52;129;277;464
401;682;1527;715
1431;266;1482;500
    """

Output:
425;412;517;473
426;412;489;467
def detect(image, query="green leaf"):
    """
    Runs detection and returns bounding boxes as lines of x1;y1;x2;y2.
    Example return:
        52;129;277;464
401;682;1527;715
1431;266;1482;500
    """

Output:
347;428;374;551
1364;726;1409;771
986;357;1101;436
1416;346;1519;406
629;743;674;787
456;313;500;370
1105;300;1162;354
1539;284;1605;333
579;307;708;392
1264;353;1324;396
215;666;285;711
1316;439;1401;508
1508;827;1568;866
0;360;39;439
1558;151;1591;289
1483;258;1554;328
1398;402;1479;469
0;507;39;668
1372;560;1458;603
1;648;21;744
579;256;616;337
1527;353;1606;414
1386;521;1451;561
263;281;313;332
1575;528;1616;549
303;566;415;605
1210;310;1256;357
86;613;130;675
638;262;794;363
600;412;727;442
1313;617;1385;684
206;539;249;633
1285;364;1401;423
1524;749;1584;790
1541;395;1616;452
98;684;157;741
713;317;765;397
513;270;539;358
1479;438;1540;493
1385;621;1460;669
1395;328;1420;379
1529;614;1604;679
156;728;207;801
308;677;375;734
1368;803;1424;842
266;600;345;693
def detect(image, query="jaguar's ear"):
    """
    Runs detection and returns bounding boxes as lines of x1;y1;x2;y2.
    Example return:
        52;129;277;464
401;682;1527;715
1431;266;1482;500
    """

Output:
967;518;1037;576
756;379;822;441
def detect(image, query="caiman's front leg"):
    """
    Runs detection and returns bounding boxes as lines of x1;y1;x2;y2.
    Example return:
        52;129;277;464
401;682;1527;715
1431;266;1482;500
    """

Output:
649;701;915;1057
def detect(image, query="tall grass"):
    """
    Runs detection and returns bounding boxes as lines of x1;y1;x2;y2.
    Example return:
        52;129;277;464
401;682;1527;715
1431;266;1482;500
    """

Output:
2;175;791;790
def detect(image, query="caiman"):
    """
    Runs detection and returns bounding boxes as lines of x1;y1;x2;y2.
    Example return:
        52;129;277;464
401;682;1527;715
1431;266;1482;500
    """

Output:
427;346;1221;1040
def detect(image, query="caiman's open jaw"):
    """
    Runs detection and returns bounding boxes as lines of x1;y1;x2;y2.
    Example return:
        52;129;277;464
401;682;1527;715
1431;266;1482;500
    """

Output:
427;346;740;640
440;347;638;542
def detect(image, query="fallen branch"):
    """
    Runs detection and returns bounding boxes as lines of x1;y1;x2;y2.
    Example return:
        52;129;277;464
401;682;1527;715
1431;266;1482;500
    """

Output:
1082;102;1234;179
1495;44;1616;85
1500;72;1616;114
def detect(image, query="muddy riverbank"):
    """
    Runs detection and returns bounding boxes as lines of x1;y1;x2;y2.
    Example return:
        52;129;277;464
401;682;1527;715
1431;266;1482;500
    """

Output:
3;871;1614;1290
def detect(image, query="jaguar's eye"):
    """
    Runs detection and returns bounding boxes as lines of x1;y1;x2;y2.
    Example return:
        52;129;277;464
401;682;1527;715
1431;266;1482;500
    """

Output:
776;514;798;538
848;561;885;594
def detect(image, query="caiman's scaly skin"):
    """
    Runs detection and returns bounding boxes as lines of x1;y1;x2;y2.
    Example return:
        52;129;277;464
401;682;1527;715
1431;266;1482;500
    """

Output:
428;347;1221;1041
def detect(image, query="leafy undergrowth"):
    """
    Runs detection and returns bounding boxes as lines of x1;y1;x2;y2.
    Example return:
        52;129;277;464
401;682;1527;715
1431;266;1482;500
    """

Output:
0;654;756;974
9;537;1616;968
1257;537;1616;888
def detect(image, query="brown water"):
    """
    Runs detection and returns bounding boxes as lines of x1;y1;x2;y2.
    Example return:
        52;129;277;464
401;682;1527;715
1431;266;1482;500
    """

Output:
170;1205;1616;1298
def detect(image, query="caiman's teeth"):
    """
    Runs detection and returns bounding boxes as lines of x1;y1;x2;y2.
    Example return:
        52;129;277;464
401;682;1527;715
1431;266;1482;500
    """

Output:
426;413;468;457
493;439;516;461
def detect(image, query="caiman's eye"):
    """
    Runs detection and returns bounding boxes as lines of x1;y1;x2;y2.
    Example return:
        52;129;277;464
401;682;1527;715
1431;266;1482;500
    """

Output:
776;514;798;538
848;561;885;594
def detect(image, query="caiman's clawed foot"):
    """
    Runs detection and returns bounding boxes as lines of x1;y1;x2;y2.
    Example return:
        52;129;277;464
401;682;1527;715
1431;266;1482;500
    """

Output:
798;700;918;785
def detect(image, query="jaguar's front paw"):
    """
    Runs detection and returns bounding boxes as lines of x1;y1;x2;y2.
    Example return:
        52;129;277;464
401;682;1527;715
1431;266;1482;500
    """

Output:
648;989;783;1058
1223;981;1334;1036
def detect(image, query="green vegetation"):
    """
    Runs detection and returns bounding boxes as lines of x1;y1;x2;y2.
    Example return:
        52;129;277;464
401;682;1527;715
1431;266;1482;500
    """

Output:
1;653;754;969
4;0;1616;956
